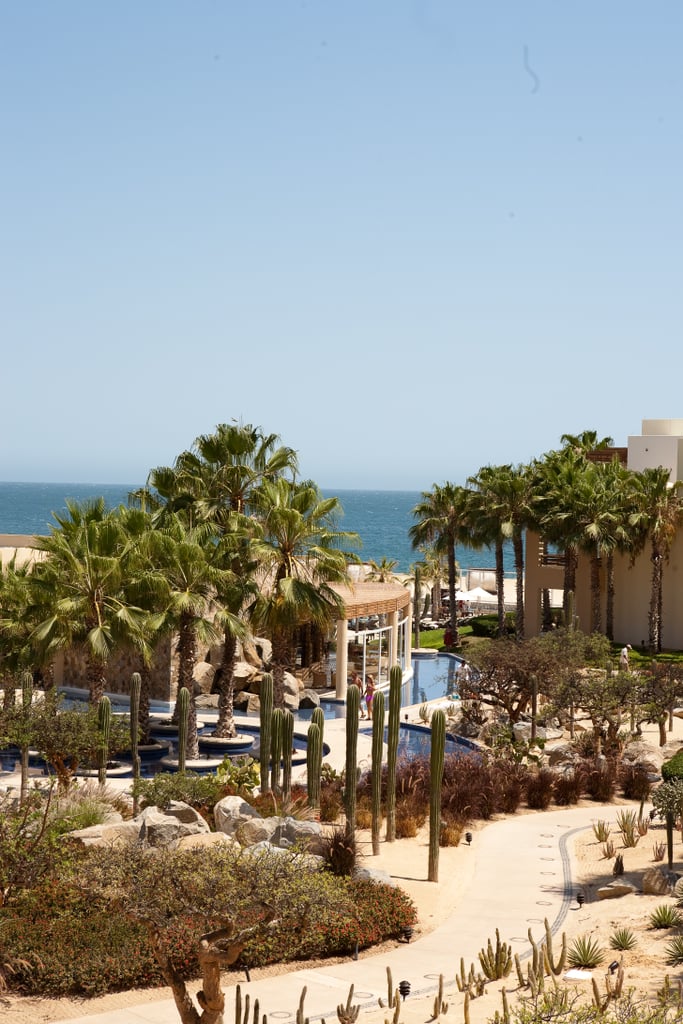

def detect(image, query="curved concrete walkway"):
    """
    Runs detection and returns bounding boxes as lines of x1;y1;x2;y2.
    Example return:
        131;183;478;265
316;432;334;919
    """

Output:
67;805;620;1024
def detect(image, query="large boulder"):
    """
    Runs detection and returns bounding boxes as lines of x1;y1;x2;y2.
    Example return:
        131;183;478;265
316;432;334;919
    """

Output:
597;882;637;900
214;795;263;839
547;743;578;767
66;820;140;848
299;689;321;710
642;867;671;895
176;832;240;851
138;801;211;848
236;816;280;847
193;662;216;694
272;817;325;855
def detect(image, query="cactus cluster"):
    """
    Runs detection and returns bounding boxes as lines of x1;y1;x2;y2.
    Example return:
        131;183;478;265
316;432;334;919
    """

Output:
478;929;512;981
234;983;266;1024
379;967;402;1024
455;959;486;999
337;984;360;1024
592;962;624;1012
430;974;448;1020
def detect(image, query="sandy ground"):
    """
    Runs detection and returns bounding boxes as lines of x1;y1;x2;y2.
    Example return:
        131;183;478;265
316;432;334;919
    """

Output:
4;715;683;1024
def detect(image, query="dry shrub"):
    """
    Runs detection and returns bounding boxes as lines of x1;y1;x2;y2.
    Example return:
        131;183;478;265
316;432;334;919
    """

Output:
355;807;373;829
526;768;555;810
395;811;419;838
553;767;584;806
584;758;617;802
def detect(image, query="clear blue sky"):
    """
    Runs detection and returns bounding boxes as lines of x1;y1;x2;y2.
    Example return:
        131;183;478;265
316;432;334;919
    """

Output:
2;2;681;490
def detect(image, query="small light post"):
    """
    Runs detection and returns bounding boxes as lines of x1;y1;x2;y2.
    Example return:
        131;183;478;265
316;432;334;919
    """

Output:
576;891;585;908
465;831;473;846
398;981;411;999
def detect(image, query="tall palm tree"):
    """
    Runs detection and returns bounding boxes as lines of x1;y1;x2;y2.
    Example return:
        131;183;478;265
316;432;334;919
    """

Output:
146;515;224;757
249;479;356;708
466;466;532;639
468;469;510;637
31;500;146;703
410;483;470;644
628;467;683;653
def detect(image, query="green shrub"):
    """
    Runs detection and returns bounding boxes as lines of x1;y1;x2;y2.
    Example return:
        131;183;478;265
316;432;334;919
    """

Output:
662;751;683;781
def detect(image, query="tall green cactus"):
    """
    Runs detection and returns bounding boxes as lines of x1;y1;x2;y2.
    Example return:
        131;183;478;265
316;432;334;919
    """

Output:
19;670;33;807
270;708;283;794
281;709;294;800
97;695;112;785
345;682;360;838
130;672;142;812
177;686;189;773
371;689;385;855
311;705;325;749
307;722;322;808
385;664;402;842
259;673;274;792
428;708;446;881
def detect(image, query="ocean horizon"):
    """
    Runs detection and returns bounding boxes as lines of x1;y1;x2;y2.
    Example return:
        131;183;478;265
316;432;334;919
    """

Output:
0;481;513;576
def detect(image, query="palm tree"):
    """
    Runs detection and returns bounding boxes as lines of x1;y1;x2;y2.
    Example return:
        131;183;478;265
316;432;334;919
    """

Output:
249;479;356;708
146;516;224;757
410;483;470;644
466;466;532;639
366;557;398;583
467;469;510;637
31;500;146;703
628;467;683;653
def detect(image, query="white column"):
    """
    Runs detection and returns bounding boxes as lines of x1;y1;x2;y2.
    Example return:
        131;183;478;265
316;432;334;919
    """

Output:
389;608;399;671
405;602;413;671
335;618;348;699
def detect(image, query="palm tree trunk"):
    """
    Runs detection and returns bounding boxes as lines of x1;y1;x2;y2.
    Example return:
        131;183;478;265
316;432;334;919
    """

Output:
177;617;199;758
513;532;524;639
605;553;615;641
447;540;459;643
495;540;505;638
271;629;290;709
563;545;578;619
214;632;237;738
649;542;662;653
139;663;152;744
86;655;107;704
590;554;602;634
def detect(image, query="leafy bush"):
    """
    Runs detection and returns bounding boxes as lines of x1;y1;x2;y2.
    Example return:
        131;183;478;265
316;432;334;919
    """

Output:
567;934;605;969
553;769;584;806
132;771;233;826
320;827;357;876
0;846;416;995
525;769;555;810
620;763;652;802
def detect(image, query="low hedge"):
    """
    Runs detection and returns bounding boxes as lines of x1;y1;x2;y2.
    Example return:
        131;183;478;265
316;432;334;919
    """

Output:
1;873;416;997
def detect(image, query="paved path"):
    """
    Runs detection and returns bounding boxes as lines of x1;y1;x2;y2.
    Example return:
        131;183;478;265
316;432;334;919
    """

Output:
68;805;620;1024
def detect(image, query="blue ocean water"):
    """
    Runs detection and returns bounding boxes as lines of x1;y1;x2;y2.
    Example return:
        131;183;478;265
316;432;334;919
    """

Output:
0;481;510;574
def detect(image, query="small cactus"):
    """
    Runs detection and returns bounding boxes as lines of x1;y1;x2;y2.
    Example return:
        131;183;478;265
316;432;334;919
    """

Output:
386;664;402;842
430;974;448;1020
543;918;567;976
307;722;322;808
478;929;512;980
337;984;360;1024
270;708;283;793
282;709;294;800
259;673;274;792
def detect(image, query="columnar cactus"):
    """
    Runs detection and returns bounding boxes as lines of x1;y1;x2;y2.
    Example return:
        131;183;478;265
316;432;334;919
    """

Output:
130;672;142;811
385;664;402;842
97;695;112;785
344;682;360;838
282;709;294;801
371;689;385;855
478;929;513;980
428;708;446;882
307;722;322;808
311;705;325;748
270;708;283;794
19;670;33;806
177;686;189;773
259;673;274;792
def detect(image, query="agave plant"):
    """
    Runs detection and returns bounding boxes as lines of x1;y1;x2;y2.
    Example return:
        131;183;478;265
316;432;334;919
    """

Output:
593;820;611;843
665;936;683;967
609;927;637;951
649;905;682;930
567;935;605;969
